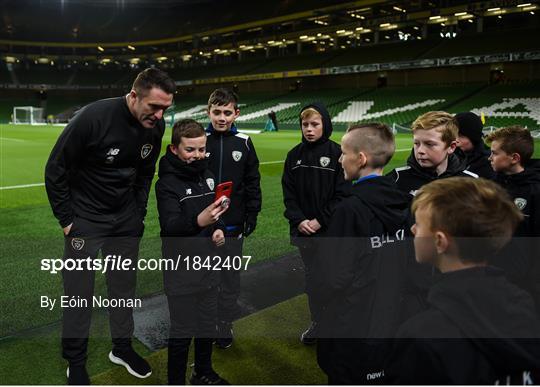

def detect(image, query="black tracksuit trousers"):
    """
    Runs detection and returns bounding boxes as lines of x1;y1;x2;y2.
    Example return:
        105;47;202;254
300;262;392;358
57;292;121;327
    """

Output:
217;231;244;323
167;287;218;384
61;213;144;366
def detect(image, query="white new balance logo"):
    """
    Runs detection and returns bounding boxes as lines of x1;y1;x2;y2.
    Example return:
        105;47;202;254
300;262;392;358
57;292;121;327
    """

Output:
107;148;120;156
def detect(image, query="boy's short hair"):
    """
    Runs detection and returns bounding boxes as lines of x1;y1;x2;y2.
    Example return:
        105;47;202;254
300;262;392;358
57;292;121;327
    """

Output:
171;119;205;146
485;125;534;166
300;108;321;121
207;88;239;110
412;177;523;263
132;68;176;97
412;111;458;147
345;123;395;168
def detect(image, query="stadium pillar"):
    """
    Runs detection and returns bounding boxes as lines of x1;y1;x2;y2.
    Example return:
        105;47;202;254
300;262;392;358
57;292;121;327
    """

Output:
422;24;428;39
297;42;302;54
374;31;380;44
477;17;483;33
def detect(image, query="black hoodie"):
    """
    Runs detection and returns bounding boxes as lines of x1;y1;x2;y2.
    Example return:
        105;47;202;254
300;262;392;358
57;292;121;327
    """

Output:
313;175;412;384
387;149;478;199
464;143;495;180
282;102;349;239
387;266;540;384
491;159;540;315
155;149;225;295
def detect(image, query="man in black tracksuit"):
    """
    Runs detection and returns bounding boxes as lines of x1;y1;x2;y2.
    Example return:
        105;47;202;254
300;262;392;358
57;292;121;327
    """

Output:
314;124;411;384
205;88;262;348
386;178;540;384
156;119;229;385
44;68;175;384
455;111;495;179
282;102;349;344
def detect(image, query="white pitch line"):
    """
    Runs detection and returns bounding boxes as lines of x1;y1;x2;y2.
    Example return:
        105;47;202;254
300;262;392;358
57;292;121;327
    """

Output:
0;150;413;190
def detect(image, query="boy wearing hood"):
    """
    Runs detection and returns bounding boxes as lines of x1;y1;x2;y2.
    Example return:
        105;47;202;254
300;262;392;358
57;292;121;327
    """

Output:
313;123;410;384
155;119;230;385
455;111;495;179
281;103;349;344
387;177;540;384
205;88;262;348
486;125;540;315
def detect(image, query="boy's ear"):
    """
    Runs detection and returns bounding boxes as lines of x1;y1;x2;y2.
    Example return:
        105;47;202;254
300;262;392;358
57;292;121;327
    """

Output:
434;230;451;255
447;140;457;154
169;144;179;155
510;152;522;165
234;108;240;119
358;151;368;169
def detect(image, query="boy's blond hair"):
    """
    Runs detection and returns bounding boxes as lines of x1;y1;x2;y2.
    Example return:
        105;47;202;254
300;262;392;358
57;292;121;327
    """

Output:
345;123;396;168
412;111;459;147
412;177;523;262
300;108;321;121
485;125;534;166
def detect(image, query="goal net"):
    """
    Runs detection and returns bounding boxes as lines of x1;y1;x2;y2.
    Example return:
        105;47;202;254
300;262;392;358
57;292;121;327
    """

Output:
12;106;45;125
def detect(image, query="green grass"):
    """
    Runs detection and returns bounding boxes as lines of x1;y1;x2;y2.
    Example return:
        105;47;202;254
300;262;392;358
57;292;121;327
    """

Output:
1;294;324;385
0;124;413;337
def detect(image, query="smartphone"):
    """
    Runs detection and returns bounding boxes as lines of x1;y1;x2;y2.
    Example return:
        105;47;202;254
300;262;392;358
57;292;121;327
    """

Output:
215;181;233;208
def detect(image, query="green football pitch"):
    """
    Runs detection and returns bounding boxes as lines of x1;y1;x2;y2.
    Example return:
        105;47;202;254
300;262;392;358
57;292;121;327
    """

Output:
1;124;539;384
0;123;415;337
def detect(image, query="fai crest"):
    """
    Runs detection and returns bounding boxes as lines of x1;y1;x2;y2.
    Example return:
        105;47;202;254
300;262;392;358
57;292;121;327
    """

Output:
514;197;527;210
320;157;330;167
232;151;242;162
206;178;215;190
141;144;153;159
71;238;85;251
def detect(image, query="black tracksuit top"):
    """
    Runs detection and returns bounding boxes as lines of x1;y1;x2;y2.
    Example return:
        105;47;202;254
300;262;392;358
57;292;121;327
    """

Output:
205;124;262;229
387;149;478;199
464;145;495;180
282;102;349;238
155;149;225;295
45;96;164;227
313;175;411;337
387;266;540;385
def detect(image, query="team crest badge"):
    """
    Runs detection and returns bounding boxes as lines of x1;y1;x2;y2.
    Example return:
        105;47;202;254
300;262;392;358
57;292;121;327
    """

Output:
206;178;215;190
232;151;242;162
141;144;153;159
514;198;527;210
71;238;85;251
320;157;330;167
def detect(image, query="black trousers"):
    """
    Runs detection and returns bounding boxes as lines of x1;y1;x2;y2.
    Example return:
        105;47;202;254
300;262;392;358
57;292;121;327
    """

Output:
217;232;244;323
167;288;218;385
61;213;143;366
299;244;323;323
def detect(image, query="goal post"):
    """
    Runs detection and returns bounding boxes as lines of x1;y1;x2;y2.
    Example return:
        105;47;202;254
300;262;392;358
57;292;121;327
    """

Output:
12;106;45;125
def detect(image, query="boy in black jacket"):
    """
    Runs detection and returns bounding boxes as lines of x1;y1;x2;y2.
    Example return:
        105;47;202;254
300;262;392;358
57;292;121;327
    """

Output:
205;88;262;348
156;119;229;385
387;111;478;199
486;125;540;315
281;102;349;344
455;111;495;179
387;111;478;320
387;177;540;384
314;123;410;384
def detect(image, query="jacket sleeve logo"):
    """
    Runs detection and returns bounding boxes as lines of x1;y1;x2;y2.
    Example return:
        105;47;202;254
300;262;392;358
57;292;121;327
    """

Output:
232;151;242;162
320;157;330;167
206;178;215;190
514;197;527;210
141;144;153;159
71;238;85;251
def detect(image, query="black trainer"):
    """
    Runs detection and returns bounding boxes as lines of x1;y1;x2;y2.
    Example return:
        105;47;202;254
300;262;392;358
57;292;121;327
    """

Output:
300;322;318;345
109;347;152;379
66;366;90;385
214;322;233;349
189;370;230;385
